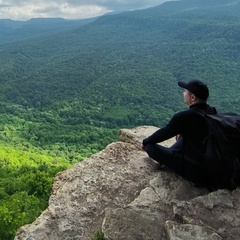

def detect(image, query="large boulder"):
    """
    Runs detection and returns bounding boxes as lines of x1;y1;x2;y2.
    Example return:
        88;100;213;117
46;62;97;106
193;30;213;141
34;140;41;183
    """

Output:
15;126;240;240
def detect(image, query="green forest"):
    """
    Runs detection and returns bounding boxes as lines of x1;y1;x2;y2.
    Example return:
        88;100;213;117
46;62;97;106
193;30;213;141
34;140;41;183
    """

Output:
0;0;240;239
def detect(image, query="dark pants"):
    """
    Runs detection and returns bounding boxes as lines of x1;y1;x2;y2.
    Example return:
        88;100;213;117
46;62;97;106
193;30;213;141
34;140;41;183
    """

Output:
145;139;208;186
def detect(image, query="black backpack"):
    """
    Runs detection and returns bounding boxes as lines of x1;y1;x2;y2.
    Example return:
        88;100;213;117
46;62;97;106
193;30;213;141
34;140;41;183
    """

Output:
197;112;240;191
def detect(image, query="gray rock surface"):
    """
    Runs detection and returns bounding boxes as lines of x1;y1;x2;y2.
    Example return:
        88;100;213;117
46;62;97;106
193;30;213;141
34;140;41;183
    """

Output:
15;126;240;240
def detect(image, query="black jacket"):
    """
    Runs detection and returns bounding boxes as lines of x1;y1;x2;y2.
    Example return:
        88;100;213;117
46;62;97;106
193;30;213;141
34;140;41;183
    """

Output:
142;103;217;161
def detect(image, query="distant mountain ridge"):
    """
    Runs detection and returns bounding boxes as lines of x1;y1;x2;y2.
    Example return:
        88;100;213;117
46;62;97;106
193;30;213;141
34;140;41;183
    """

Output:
1;0;240;44
0;17;98;45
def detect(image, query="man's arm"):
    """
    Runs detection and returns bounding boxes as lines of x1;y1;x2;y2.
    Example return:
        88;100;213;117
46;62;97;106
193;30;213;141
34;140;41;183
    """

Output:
142;112;184;147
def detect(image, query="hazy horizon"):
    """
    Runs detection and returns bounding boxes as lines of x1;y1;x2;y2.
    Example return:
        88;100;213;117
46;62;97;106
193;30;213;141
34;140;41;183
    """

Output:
0;0;174;21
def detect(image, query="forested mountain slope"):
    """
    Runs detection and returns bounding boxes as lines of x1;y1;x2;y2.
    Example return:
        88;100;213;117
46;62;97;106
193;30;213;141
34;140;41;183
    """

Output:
1;0;240;238
1;0;240;121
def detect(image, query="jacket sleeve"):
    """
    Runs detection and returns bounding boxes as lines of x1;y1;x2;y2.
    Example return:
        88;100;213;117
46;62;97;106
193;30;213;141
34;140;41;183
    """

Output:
142;112;183;146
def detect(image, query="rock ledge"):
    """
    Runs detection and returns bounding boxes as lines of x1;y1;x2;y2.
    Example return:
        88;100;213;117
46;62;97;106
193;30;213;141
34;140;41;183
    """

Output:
15;126;240;240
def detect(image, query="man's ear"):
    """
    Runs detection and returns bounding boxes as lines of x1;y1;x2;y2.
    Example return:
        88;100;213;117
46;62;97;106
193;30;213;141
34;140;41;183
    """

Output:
190;94;196;101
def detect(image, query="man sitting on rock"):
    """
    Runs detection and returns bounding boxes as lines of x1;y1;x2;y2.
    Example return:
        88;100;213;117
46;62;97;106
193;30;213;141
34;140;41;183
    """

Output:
142;80;216;187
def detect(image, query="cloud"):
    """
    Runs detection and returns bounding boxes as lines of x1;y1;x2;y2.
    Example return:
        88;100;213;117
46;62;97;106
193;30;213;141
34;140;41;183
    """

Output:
0;0;172;20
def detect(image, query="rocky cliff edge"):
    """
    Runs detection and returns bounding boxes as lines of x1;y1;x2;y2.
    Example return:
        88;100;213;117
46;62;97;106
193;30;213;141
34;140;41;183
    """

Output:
15;126;240;240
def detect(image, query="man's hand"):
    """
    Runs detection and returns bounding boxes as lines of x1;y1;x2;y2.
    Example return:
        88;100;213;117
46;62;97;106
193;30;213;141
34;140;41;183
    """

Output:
175;134;181;141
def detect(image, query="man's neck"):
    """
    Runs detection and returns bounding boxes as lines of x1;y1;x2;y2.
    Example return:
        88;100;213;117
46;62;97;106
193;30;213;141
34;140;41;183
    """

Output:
189;100;206;107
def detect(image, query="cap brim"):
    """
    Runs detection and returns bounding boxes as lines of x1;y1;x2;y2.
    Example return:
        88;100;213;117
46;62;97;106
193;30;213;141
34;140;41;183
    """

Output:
178;81;187;89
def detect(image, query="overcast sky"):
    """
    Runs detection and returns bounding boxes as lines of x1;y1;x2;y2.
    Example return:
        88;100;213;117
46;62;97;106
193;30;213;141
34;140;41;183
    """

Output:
0;0;174;21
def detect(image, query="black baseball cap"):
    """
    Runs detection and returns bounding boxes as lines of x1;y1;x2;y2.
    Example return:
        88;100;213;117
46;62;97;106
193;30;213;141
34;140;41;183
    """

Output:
178;80;209;100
